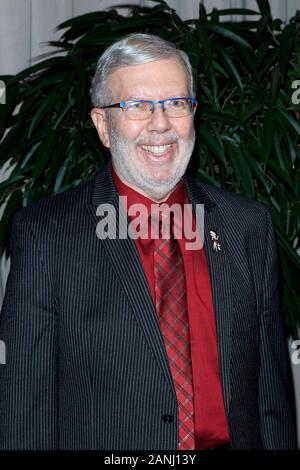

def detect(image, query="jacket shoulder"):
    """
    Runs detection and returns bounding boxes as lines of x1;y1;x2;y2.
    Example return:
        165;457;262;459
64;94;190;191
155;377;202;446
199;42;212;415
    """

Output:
186;176;271;218
8;176;98;248
12;176;95;224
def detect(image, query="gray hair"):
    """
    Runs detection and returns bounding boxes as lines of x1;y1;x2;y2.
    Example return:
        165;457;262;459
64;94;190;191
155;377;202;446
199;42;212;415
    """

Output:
90;33;195;107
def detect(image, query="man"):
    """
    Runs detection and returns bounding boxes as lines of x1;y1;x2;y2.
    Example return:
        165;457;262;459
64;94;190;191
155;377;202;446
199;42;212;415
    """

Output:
0;33;297;450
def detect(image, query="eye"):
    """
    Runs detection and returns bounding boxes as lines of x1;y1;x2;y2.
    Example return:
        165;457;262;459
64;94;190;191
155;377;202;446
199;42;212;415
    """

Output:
169;99;186;108
127;101;150;111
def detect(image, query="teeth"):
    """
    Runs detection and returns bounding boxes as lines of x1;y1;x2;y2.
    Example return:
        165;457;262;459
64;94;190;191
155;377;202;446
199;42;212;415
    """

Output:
141;144;172;155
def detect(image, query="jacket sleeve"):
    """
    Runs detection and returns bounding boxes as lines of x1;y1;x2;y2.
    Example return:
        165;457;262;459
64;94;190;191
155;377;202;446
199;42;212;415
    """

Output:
258;208;298;449
0;211;58;449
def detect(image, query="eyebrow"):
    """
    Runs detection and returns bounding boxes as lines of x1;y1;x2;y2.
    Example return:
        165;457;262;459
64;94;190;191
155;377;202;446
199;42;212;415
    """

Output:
124;96;145;101
123;94;190;101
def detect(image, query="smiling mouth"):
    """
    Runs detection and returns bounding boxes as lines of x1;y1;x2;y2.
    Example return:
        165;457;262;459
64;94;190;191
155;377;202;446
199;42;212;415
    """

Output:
140;144;173;156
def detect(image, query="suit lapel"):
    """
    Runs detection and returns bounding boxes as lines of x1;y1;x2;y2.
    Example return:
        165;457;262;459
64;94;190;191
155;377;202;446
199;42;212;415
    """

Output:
85;162;176;397
185;176;233;414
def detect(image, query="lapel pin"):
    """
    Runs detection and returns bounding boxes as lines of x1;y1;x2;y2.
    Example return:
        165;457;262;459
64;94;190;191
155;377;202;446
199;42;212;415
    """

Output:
209;230;221;252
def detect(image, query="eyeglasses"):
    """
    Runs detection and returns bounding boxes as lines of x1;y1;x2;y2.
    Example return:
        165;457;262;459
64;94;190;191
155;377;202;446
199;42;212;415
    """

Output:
100;97;197;120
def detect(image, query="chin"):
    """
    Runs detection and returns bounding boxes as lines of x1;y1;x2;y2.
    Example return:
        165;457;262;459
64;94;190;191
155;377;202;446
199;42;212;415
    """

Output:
147;167;175;181
144;176;174;189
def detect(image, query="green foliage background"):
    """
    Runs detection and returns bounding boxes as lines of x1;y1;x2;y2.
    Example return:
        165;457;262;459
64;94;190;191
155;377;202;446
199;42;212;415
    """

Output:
0;0;299;335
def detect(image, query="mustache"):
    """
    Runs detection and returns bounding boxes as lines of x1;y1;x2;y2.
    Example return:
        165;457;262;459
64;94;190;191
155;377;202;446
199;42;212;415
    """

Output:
135;134;179;146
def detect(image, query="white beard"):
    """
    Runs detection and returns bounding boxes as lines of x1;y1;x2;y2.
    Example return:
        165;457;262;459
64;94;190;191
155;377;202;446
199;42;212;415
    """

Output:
107;117;195;201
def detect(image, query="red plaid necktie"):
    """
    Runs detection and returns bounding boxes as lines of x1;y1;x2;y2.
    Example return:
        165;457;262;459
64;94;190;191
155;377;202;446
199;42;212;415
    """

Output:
153;209;195;450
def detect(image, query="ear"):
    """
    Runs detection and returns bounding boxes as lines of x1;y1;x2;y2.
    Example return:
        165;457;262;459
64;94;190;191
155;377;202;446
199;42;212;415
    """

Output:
91;108;111;148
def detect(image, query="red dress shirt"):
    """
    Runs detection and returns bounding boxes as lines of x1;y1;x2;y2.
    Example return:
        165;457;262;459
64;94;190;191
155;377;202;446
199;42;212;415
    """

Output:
111;165;230;449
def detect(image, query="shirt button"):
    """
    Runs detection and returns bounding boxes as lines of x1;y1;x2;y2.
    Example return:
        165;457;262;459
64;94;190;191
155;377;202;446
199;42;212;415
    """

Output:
162;414;174;423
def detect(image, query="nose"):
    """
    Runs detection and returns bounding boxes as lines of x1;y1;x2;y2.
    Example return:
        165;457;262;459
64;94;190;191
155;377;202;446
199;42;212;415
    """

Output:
146;104;172;133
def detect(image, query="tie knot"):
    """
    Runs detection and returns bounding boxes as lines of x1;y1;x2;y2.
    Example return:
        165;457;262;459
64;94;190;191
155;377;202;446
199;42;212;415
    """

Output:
151;206;175;239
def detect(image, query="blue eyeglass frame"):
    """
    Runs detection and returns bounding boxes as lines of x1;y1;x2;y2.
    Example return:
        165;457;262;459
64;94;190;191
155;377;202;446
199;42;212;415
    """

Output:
100;97;197;114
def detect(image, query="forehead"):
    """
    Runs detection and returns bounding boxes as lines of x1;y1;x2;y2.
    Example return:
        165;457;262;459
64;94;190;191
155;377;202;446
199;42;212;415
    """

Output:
107;58;190;100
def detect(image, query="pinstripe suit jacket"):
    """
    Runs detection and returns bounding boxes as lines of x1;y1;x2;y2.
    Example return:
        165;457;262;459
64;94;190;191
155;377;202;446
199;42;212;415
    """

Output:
0;161;297;450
